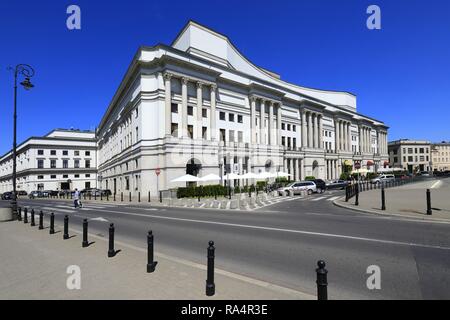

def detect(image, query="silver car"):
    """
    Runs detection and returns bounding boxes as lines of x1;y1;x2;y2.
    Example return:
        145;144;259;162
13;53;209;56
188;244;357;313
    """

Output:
278;181;317;195
371;174;395;184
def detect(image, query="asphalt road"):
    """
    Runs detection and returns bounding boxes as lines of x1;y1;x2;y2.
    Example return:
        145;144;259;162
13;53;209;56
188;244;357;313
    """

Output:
11;181;450;299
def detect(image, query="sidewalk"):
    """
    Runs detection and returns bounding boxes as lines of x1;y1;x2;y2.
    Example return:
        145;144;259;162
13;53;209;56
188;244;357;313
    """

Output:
334;179;450;222
0;220;314;300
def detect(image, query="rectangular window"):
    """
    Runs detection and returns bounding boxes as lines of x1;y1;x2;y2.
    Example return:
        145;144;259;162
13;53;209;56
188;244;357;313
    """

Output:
63;160;68;168
287;124;291;131
187;125;193;138
74;174;80;178
171;103;178;113
287;137;291;149
85;160;91;168
229;130;235;142
281;123;285;130
408;148;413;154
220;129;226;142
238;115;243;123
62;150;68;156
136;127;138;141
293;138;297;149
135;107;138;118
293;125;296;132
202;126;207;139
238;131;243;143
229;113;235;122
50;175;56;179
50;160;56;169
37;175;44;180
74;150;80;156
85;151;90;156
74;159;80;168
219;112;226;120
171;123;178;137
85;174;91;178
282;136;286;146
187;106;193;116
50;150;56;156
202;108;207;118
37;160;44;169
419;148;424;153
37;150;44;155
63;175;68;179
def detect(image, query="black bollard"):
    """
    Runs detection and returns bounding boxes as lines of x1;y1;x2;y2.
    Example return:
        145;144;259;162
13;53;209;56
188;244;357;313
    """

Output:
30;209;35;226
147;231;156;273
114;193;116;202
121;192;123;202
129;192;131;202
355;184;359;206
63;215;69;240
39;211;44;230
316;260;328;300
107;193;109;201
82;219;89;247
426;189;432;215
18;207;22;221
101;193;103;201
381;186;386;211
108;223;115;257
345;186;349;202
206;240;215;296
138;192;140;202
24;208;28;224
148;191;151;203
159;191;162;203
49;213;55;234
89;193;92;201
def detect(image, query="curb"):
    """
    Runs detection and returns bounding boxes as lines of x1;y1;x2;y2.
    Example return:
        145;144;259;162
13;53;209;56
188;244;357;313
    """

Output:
332;197;450;224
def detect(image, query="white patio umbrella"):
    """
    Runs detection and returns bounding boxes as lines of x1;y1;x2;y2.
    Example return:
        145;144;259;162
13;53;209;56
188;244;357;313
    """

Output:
198;173;221;182
223;173;241;180
275;171;292;178
239;172;259;179
351;168;369;174
256;171;277;179
170;174;201;183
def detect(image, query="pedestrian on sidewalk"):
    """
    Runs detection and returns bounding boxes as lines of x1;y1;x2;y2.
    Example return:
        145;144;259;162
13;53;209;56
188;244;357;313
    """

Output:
74;188;82;208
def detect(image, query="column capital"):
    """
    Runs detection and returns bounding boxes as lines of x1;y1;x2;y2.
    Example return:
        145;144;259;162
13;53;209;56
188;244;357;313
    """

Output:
249;96;257;103
210;83;217;91
196;81;204;89
163;72;172;81
181;77;189;85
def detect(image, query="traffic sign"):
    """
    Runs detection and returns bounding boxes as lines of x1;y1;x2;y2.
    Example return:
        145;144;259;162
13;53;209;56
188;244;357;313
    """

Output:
155;168;161;176
354;162;361;169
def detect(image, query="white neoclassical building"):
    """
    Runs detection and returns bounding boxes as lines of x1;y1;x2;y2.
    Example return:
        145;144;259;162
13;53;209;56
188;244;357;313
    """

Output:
96;21;389;196
0;129;97;193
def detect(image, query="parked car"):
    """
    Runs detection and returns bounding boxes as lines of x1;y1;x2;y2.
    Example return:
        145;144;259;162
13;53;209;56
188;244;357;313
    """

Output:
313;179;327;193
419;171;430;177
1;191;13;200
17;190;28;196
370;174;396;184
277;181;317;196
326;180;350;190
29;191;43;199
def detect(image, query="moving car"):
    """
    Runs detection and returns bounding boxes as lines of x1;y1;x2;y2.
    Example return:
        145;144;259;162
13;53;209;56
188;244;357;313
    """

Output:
1;191;13;200
327;180;350;190
277;181;317;196
28;191;43;199
312;179;327;193
370;174;395;184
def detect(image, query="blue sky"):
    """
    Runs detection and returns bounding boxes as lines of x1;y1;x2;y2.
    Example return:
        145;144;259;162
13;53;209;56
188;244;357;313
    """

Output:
1;0;449;154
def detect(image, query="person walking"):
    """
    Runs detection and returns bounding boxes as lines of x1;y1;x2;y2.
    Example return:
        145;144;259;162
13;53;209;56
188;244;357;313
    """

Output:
74;188;81;208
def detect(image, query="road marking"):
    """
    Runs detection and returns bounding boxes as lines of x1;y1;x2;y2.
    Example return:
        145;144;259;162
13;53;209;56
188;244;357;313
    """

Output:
89;208;450;250
327;196;341;201
39;206;75;213
431;180;442;189
310;196;326;201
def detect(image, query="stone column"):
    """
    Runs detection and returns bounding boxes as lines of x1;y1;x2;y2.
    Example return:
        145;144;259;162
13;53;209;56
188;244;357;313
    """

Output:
313;113;318;149
269;101;274;145
289;158;294;179
300;158;305;180
308;112;313;148
368;128;372;153
318;114;323;149
260;99;265;145
164;73;172;137
250;97;256;144
339;120;344;151
181;77;188;138
347;123;351;152
342;121;347;151
196;82;203;140
210;84;217;141
335;119;340;152
301;109;307;148
277;103;282;145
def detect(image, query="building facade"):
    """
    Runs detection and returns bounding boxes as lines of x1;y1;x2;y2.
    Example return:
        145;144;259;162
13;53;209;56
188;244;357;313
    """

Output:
431;142;450;172
96;21;389;196
0;129;97;193
388;139;432;173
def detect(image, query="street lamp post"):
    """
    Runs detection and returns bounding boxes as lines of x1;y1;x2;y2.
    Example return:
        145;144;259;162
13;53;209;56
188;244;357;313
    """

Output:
10;64;35;220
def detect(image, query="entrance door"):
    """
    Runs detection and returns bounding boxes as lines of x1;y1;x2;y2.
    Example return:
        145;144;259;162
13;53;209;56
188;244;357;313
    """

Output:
60;182;70;190
85;182;91;189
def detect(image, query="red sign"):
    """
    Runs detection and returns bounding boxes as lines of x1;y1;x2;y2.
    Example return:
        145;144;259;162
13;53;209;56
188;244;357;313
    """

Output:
155;168;161;176
354;162;361;169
